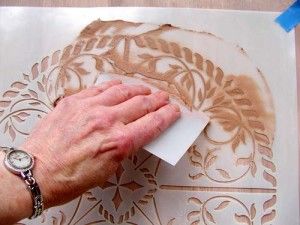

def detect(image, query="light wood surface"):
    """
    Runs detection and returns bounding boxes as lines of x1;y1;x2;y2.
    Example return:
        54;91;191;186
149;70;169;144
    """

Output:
0;0;293;11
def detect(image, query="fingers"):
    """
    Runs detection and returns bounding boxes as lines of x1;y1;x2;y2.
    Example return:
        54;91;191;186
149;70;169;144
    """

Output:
91;84;151;106
112;91;169;124
126;103;181;150
73;80;122;99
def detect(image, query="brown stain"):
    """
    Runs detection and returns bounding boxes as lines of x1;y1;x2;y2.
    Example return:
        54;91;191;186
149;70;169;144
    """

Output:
227;74;275;135
79;19;142;39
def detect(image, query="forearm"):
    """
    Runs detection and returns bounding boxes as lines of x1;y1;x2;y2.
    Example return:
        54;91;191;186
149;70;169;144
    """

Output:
0;152;32;225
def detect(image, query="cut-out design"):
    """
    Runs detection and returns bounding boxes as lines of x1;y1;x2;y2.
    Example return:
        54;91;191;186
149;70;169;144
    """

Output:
0;20;278;224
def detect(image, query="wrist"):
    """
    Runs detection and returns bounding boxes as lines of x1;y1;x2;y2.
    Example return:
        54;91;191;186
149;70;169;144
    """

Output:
0;152;32;223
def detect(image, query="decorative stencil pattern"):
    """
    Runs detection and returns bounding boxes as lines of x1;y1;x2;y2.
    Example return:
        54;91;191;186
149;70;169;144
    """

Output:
1;20;278;225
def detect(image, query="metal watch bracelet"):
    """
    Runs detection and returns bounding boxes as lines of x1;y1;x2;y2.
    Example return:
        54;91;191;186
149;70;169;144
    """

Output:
21;170;44;219
0;146;44;219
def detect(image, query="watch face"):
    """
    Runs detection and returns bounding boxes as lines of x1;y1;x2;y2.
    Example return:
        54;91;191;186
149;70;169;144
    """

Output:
5;149;34;173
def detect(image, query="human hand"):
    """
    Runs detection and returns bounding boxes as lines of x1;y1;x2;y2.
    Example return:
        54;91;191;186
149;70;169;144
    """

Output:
21;80;180;209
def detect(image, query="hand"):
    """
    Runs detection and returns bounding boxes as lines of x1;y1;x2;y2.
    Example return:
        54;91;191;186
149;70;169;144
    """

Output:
20;80;180;209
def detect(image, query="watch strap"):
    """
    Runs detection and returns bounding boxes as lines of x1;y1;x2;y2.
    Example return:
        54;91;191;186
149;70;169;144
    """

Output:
21;170;44;219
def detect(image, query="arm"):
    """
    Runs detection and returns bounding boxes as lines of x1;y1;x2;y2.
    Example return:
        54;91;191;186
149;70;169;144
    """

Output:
0;80;180;224
0;154;32;224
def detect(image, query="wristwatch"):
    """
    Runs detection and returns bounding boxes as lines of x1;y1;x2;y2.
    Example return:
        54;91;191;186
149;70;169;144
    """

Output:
0;146;44;219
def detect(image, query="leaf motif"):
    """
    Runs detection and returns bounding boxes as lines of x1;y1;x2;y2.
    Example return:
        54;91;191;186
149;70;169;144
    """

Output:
216;169;231;179
169;64;182;70
189;173;204;180
226;88;244;96
250;161;257;177
4;121;9;133
52;216;58;225
17;112;30;118
37;82;45;92
23;73;30;82
214;200;230;210
241;109;259;117
85;221;106;225
164;69;178;80
41;56;49;73
240;130;246;144
31;63;39;80
205;80;211;91
263;171;277;186
187;211;201;221
59;211;66;225
29;102;41;106
42;75;47;85
167;218;176;225
0;100;11;108
204;207;216;224
138;53;153;59
215;68;224;85
71;62;83;67
198;89;203;102
8;125;16;141
213;95;225;105
189;158;203;167
261;210;276;224
3;90;19;98
188;197;203;205
250;203;256;220
232;137;240;152
236;156;252;166
11;82;27;89
234;214;251;225
206;87;216;98
28;89;38;98
263;195;276;211
206;155;217;168
186;78;192;90
148;59;158;72
93;56;104;71
21;94;31;98
13;115;25;122
75;67;89;76
140;168;149;173
192;147;202;159
223;79;233;88
191;221;200;225
234;98;252;106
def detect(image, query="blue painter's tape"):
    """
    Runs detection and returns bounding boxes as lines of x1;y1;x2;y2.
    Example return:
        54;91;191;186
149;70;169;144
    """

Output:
275;0;300;32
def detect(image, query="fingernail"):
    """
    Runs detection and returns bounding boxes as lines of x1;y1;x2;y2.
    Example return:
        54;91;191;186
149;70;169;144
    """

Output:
156;91;169;99
170;103;180;112
138;85;151;93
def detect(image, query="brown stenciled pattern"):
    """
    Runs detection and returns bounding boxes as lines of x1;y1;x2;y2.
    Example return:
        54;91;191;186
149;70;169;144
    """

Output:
0;20;277;225
187;196;256;225
97;30;275;185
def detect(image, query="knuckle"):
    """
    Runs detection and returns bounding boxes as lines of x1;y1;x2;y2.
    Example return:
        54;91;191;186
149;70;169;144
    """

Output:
59;96;73;108
141;96;151;109
117;131;134;153
87;109;116;130
89;86;102;94
115;85;131;100
152;113;165;133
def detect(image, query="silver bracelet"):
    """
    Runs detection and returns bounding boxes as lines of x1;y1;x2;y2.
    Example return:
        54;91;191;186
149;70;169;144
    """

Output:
1;146;44;219
21;170;44;219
